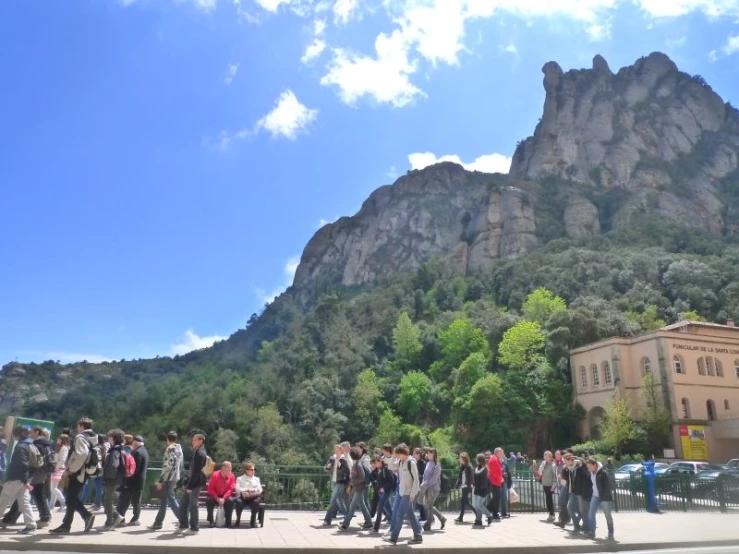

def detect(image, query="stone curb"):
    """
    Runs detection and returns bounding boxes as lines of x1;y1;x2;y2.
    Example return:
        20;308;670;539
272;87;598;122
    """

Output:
0;538;738;554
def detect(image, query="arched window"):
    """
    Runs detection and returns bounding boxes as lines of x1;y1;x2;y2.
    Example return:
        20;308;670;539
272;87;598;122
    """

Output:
706;356;716;377
725;399;730;410
580;366;588;389
707;400;717;421
642;357;651;375
681;398;691;419
603;361;612;384
674;355;684;375
698;357;706;375
592;364;600;386
716;359;724;377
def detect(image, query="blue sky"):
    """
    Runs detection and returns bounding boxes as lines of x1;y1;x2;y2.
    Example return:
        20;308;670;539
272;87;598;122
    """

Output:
2;0;738;364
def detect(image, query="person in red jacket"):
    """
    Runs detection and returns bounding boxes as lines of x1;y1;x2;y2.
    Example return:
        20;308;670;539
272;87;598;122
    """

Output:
206;461;236;528
486;447;503;520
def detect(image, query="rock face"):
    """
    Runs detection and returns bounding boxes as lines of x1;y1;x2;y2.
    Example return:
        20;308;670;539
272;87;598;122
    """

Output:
511;52;739;234
294;53;739;290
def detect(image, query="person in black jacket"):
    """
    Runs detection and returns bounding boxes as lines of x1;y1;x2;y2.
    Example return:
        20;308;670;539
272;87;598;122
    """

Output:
413;448;427;521
0;426;37;534
372;455;395;532
454;453;478;523
562;453;593;534
116;435;149;526
585;458;614;540
178;433;208;535
472;454;492;527
323;444;350;526
102;429;126;531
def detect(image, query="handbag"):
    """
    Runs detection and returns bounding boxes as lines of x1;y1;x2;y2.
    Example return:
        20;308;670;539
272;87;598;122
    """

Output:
215;506;226;528
509;487;520;503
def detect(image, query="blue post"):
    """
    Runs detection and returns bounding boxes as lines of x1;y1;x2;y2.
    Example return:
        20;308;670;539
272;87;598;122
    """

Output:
642;461;660;514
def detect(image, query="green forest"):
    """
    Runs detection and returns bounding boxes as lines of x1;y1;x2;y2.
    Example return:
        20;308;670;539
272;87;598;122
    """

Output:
14;218;739;466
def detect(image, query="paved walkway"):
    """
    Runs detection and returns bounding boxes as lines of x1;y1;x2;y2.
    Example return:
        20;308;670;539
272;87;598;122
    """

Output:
0;509;738;553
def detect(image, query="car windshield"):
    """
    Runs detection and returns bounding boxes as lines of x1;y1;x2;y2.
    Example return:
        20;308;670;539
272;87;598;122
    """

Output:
616;464;640;473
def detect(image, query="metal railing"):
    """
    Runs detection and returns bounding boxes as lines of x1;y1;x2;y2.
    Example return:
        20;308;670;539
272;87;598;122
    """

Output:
139;467;739;514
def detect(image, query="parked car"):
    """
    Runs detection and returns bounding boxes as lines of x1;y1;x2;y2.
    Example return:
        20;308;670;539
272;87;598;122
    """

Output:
727;459;739;469
665;461;726;475
614;463;670;492
692;469;739;502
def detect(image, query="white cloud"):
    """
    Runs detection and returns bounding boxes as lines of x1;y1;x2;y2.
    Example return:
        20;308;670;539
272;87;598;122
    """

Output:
321;30;424;107
586;22;611;40
255;0;293;11
123;0;216;11
709;49;719;62
224;62;239;84
302;38;327;63
171;330;227;356
634;0;739;18
255;256;301;305
408;151;512;174
500;42;518;55
256;89;318;139
723;34;739;54
666;35;687;48
203;128;252;150
333;0;359;24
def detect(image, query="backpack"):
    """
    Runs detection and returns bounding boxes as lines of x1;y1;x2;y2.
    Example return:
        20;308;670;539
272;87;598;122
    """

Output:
28;443;44;469
440;470;451;495
362;459;372;485
122;452;137;479
202;455;215;478
83;438;102;477
41;445;56;474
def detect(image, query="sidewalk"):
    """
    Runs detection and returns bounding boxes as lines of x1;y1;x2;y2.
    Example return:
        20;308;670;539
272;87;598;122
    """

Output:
0;509;737;553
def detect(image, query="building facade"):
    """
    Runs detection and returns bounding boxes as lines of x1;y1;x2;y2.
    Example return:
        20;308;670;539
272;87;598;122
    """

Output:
570;320;739;463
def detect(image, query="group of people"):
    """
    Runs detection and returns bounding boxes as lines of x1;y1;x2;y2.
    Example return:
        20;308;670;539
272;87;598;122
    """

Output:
321;441;615;544
0;418;263;536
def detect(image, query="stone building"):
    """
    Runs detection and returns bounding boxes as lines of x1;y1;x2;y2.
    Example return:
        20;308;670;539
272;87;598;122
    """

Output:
570;320;739;462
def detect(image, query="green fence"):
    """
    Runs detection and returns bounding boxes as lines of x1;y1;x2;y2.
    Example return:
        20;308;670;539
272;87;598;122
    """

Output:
140;466;739;514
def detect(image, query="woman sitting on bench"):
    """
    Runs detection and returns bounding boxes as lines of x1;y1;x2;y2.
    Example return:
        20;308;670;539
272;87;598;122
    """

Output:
235;462;262;528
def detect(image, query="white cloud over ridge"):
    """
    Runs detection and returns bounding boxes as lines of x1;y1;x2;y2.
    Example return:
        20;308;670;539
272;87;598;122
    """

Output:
408;151;512;174
256;89;318;139
723;34;739;54
255;256;301;305
171;330;227;355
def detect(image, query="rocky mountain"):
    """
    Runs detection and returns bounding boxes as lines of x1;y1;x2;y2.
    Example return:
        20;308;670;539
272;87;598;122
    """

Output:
294;52;739;291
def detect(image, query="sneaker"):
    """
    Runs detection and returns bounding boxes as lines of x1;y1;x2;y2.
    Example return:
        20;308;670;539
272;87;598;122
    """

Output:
410;535;423;543
338;524;348;531
571;526;582;534
148;523;163;530
454;517;463;524
440;518;446;530
321;521;333;527
361;522;373;530
49;526;70;534
184;528;199;535
84;515;96;533
127;519;141;527
546;515;555;522
487;515;493;525
36;520;50;529
473;520;484;528
585;532;596;539
607;534;615;541
382;536;397;545
17;527;36;535
554;521;565;528
113;515;124;529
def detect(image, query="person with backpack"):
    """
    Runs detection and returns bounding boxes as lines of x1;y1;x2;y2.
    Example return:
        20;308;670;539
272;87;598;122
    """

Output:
178;433;208;535
78;434;106;512
371;455;395;532
419;448;446;531
412;448;427;522
149;431;183;530
338;447;373;531
0;426;37;534
50;417;98;534
322;444;350;526
116;435;148;526
357;442;373;520
101;429;126;531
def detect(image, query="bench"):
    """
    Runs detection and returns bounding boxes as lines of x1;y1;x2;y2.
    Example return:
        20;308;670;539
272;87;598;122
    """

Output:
198;484;267;527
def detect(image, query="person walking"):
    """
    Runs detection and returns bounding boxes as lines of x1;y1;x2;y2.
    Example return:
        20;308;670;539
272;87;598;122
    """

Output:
472;454;492;527
371;455;395;532
50;417;98;534
50;434;70;511
554;450;570;527
454;452;477;523
419;448;446;531
339;447;373;531
0;426;37;534
116;435;148;526
586;458;614;540
101;429;126;531
500;450;512;519
486;447;503;521
149;431;183;530
384;444;422;545
562;453;592;534
178;433;207;535
323;444;350;526
537;451;558;522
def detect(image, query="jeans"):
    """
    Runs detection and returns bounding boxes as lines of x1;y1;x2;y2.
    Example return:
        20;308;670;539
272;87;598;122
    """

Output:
62;476;92;529
179;486;202;531
51;479;66;508
235;496;261;525
588;497;614;536
0;481;35;529
543;485;555;516
558;485;570;524
390;494;423;541
103;481;122;527
567;493;590;531
487;485;501;517
324;482;347;523
32;481;52;521
373;489;393;531
500;484;509;516
80;476;104;506
154;481;180;525
342;489;372;527
422;488;445;527
117;488;142;521
459;487;478;519
472;494;491;520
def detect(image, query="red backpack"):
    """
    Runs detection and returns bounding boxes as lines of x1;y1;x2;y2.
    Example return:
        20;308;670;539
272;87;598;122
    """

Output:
122;452;136;478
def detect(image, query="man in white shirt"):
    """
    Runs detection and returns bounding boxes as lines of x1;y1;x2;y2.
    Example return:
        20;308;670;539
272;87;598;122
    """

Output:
234;462;262;528
341;441;353;468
